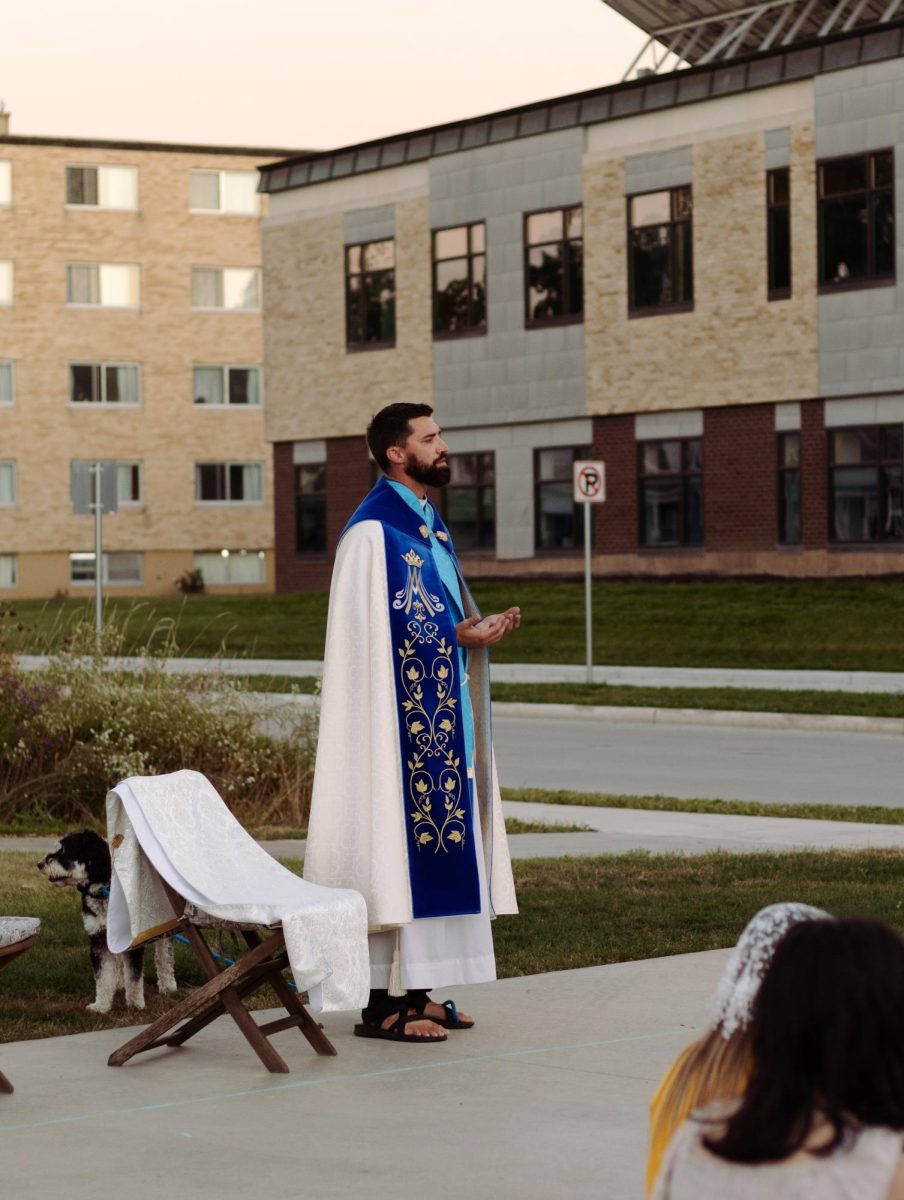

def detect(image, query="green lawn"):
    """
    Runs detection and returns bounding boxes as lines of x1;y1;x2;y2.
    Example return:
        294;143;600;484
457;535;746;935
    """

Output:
5;577;904;669
4;847;904;1041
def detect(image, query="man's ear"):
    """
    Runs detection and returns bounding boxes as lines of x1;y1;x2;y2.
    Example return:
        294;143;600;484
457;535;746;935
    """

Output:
386;443;406;466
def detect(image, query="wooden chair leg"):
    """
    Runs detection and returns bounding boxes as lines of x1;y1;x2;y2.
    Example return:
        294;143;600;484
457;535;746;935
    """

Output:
0;1069;13;1094
241;932;337;1057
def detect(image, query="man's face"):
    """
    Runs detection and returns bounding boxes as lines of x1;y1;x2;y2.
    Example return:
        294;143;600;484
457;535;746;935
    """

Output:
401;416;450;488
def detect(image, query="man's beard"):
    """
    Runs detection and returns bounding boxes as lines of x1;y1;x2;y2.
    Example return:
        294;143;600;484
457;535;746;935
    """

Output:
405;452;451;489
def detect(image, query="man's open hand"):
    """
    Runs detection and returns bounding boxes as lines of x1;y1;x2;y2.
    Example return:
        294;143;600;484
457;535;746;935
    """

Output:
455;607;521;648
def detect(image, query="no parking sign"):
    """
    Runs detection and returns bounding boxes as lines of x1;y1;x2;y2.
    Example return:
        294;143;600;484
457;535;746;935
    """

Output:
573;460;606;504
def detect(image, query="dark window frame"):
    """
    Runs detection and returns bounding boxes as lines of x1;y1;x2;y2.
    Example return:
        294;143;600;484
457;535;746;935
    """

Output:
345;239;396;351
767;167;792;300
777;430;802;545
638;436;704;548
438;450;496;553
294;461;328;556
523;206;584;330
817;149;895;293
627;185;694;317
828;424;904;544
432;221;487;340
533;443;592;552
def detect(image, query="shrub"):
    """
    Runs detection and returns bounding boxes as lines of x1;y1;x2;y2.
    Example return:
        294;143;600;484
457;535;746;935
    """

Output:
175;568;205;595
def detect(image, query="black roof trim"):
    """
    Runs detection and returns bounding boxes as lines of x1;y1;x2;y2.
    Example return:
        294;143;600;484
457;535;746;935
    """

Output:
0;133;308;159
260;21;904;194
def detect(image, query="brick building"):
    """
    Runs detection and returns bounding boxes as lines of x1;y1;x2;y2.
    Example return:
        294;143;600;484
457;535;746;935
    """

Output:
0;114;297;596
260;7;904;589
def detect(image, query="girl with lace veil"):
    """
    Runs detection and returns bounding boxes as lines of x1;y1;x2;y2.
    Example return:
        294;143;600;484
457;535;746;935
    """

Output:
646;902;829;1196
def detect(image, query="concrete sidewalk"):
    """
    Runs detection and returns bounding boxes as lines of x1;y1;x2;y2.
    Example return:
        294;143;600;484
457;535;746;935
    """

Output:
0;949;728;1200
16;653;904;693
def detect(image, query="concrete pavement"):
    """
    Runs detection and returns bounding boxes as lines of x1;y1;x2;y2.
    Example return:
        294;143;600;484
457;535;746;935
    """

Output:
0;949;728;1200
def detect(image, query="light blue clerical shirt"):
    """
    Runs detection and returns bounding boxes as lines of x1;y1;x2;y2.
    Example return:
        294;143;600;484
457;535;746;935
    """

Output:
386;479;476;773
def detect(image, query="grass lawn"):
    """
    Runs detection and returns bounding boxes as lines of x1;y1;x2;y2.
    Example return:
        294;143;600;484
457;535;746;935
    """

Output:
5;577;904;670
4;847;904;1041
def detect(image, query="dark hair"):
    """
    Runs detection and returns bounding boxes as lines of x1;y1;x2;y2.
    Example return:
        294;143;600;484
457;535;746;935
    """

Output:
366;403;434;471
705;917;904;1163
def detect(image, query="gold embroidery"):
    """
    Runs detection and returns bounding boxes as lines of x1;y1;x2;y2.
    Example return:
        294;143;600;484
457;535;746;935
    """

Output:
395;549;465;854
435;531;448;542
419;523;430;539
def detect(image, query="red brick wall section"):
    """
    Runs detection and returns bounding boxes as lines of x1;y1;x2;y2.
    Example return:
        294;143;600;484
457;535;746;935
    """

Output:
800;398;827;549
591;414;637;554
703;404;776;551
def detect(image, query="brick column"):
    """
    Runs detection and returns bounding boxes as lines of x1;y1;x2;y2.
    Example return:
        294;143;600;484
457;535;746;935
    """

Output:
325;435;373;554
592;414;637;554
800;398;827;549
703;404;776;551
273;442;298;593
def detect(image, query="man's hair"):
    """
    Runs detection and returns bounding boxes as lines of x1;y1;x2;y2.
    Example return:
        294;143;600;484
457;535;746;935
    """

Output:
366;403;434;471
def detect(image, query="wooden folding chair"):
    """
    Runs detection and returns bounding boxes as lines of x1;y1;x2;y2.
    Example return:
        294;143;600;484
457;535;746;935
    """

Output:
0;917;42;1094
108;883;336;1073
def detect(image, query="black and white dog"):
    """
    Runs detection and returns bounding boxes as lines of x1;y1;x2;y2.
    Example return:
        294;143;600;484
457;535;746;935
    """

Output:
37;830;178;1014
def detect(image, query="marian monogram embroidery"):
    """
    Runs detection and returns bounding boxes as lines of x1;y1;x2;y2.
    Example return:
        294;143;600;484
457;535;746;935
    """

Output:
395;549;466;854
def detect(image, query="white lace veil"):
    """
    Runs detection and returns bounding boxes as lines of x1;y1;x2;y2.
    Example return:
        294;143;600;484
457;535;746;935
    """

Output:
710;902;830;1040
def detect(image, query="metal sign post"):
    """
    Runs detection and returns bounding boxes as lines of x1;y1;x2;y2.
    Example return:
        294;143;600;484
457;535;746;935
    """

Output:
573;461;606;685
92;462;103;648
71;461;119;651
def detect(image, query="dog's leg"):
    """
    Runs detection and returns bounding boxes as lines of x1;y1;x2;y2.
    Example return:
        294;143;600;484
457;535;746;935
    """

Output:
154;937;178;994
122;947;146;1009
87;938;119;1014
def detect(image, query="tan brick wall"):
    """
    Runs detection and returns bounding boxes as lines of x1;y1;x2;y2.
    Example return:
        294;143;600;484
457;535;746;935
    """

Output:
584;123;818;416
0;142;278;596
262;197;433;445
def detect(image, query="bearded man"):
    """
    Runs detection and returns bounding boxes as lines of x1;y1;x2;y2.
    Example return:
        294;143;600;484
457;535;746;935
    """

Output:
304;403;520;1043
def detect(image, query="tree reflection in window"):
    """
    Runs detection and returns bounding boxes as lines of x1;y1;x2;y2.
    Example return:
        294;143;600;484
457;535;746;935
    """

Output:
639;438;703;546
346;240;396;347
524;207;583;325
629;187;693;313
830;425;903;542
818;151;894;287
433;223;486;336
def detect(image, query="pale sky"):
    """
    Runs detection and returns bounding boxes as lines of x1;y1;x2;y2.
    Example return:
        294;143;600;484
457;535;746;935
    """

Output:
0;0;648;152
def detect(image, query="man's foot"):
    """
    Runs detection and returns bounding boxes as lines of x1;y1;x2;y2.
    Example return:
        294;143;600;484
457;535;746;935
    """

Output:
382;1007;446;1038
421;998;474;1029
353;1009;447;1043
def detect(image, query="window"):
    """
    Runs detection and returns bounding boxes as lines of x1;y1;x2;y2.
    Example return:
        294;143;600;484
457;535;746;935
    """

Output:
191;267;260;311
440;452;495;551
0;362;13;406
778;431;801;545
629;187;693;313
346;241;395;347
0;461;16;506
66;263;139;308
295;462;326;553
818;150;894;288
70;460;142;508
193;365;261;406
70;551;143;586
524;207;583;326
0;554;16;588
432;223;486;336
194;549;266;585
639;438;703;547
535;445;590;550
829;426;903;542
65;165;138;210
69;363;140;405
767;168;791;299
0;260;13;306
195;462;263;503
0;160;10;206
189;170;259;215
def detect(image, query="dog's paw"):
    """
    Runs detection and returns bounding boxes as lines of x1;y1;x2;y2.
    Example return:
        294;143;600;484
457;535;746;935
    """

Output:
86;1001;111;1014
157;978;178;994
125;996;146;1011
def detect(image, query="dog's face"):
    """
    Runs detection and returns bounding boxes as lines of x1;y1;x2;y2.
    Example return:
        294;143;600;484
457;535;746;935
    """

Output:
36;830;111;889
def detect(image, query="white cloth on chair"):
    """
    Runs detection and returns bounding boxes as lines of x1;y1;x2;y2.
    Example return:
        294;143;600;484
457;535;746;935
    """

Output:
105;769;370;1013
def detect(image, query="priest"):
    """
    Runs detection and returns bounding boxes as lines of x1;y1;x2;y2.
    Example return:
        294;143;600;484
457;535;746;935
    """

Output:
304;403;520;1043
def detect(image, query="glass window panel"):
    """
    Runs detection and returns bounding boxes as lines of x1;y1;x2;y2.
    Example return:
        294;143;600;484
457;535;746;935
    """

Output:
0;554;16;587
67;264;98;304
883;426;903;461
642;478;681;545
223;268;259;310
873;151;894;189
527;244;564;320
631;191;672;228
295;463;326;494
833;428;878;464
684;439;703;473
435;258;470;332
675;221;693;303
70;553;97;583
883;466;904;538
229;367;259;405
0;462;15;505
565;206;583;239
435;227;469;260
769;206;791;293
685;475;704;544
197;463;225;500
769;168;790;206
538;481;577;548
631;227;671;308
471;255;487;327
190;171;220;210
832;466;879;539
365;271;395;342
538;447;575;480
194;367;223;405
470;223;486;253
872;190;895;276
99;264;138;307
296;495;327;553
98;166;137;209
105;365;138;405
780;472;801;544
221;171;258;214
821;195;869;282
566;240;584;315
0;362;12;405
346;245;362;274
117;462;141;503
780;432;801;468
363;240;394;271
673;187;693;220
479;451;495;483
448;454;479;486
240;463;262;501
642;441;682;474
70;364;100;403
527;210;564;245
106;552;142;584
192;267;222;307
0;260;10;305
0;161;10;205
821;157;868;195
66;166;98;206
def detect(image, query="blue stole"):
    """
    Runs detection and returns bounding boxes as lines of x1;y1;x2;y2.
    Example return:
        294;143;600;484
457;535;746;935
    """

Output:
341;477;481;919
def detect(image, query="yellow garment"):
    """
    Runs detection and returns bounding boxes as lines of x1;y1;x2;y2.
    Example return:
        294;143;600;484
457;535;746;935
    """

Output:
646;1043;698;1198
